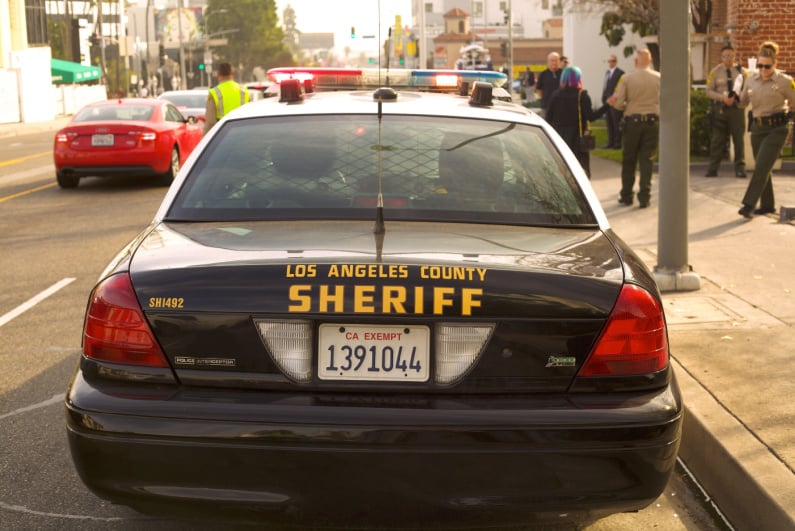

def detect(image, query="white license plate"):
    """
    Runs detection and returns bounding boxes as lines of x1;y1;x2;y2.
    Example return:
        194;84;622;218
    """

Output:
318;324;429;382
91;134;114;146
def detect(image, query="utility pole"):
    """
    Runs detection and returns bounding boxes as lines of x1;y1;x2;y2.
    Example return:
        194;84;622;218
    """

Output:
418;0;426;68
508;0;513;92
655;0;700;292
97;0;106;85
176;0;186;90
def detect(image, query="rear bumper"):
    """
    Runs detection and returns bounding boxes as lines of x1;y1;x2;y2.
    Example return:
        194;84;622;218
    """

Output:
56;165;160;179
66;370;683;528
54;148;169;176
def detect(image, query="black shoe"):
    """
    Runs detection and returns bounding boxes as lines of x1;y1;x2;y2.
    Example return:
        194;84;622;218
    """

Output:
639;202;649;209
738;205;753;219
736;170;747;178
704;170;718;177
754;206;776;215
618;197;633;206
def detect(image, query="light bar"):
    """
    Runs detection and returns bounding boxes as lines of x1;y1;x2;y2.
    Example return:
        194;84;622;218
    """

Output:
266;67;508;93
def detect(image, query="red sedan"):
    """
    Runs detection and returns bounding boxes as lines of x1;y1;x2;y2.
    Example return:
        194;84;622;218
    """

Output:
53;98;203;188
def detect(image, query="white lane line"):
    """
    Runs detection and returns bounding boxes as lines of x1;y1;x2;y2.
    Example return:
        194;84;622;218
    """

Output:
0;393;65;421
0;500;124;521
0;277;76;328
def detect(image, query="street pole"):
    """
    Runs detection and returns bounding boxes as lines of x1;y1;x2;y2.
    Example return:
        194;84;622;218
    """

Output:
655;0;700;292
508;0;513;93
418;0;426;69
176;0;186;89
146;0;153;94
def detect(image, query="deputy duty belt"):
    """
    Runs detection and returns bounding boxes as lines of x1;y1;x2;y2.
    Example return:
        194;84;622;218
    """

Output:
624;114;659;123
753;112;791;127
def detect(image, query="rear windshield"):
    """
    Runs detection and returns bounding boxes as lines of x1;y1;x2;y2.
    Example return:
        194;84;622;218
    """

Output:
74;105;154;122
167;115;597;226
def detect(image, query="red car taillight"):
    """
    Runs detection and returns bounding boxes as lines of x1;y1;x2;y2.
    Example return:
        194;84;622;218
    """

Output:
82;273;169;368
578;284;668;377
55;132;77;143
129;130;157;142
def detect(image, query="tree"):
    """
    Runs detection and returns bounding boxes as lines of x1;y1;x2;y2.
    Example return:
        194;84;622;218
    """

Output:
690;0;712;34
571;0;713;71
205;0;294;81
571;0;661;69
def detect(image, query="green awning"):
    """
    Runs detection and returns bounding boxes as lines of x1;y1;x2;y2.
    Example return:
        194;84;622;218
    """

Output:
51;58;101;84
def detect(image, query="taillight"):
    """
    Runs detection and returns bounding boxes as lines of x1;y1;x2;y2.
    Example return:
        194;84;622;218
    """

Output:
578;284;667;376
82;273;169;368
55;132;77;143
129;131;157;141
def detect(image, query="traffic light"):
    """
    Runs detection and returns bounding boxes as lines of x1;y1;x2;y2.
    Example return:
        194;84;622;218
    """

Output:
503;9;510;24
350;26;356;38
198;63;205;70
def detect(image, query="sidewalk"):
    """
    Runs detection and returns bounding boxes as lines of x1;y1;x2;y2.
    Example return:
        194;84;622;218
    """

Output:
0;115;73;139
589;156;795;531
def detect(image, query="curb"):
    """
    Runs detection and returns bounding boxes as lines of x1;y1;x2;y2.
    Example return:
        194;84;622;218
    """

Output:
674;359;795;531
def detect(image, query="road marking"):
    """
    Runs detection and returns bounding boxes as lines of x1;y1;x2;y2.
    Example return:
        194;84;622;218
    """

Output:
0;163;54;185
0;500;124;522
0;278;76;328
0;181;58;203
0;151;50;167
0;393;65;421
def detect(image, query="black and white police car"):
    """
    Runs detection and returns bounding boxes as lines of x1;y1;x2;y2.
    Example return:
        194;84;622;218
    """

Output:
66;67;681;529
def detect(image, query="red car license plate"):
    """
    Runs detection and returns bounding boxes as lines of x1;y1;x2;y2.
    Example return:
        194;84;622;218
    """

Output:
91;134;114;146
318;324;430;382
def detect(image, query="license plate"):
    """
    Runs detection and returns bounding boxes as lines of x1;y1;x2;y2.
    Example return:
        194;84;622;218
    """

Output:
91;134;114;146
318;324;429;382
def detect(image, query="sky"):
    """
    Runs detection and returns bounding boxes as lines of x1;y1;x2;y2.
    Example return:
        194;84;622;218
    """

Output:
274;0;412;54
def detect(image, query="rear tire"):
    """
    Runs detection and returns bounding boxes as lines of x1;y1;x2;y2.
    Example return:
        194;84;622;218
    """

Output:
155;146;179;187
56;172;79;188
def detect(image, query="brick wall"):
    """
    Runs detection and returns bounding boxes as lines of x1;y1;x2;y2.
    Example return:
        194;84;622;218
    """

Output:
729;0;795;73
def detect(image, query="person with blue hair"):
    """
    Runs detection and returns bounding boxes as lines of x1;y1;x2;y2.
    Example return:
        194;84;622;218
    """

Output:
545;65;606;178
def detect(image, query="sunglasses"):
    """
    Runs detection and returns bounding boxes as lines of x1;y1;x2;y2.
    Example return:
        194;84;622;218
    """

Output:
758;63;774;70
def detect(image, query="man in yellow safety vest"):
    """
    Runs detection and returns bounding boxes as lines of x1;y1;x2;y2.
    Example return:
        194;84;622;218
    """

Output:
203;62;250;135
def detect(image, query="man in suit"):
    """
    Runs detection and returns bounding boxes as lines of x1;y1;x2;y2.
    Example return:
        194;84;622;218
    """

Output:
602;54;624;149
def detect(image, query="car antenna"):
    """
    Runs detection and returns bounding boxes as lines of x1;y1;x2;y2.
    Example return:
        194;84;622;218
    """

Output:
373;0;386;262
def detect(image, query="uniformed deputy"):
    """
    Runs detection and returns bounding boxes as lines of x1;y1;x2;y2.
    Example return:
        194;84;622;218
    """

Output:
607;48;660;208
705;45;747;178
737;41;795;218
203;62;251;135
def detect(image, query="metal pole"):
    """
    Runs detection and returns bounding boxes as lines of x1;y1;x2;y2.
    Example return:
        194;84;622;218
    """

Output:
418;0;426;69
655;0;700;292
146;0;152;93
176;0;186;89
508;0;513;91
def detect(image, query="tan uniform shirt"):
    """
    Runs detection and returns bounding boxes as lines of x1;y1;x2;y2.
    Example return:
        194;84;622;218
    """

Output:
705;64;746;105
611;66;660;116
739;70;795;118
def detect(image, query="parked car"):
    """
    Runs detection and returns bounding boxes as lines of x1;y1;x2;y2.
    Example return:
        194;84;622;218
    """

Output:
53;98;203;188
157;89;209;121
65;68;682;529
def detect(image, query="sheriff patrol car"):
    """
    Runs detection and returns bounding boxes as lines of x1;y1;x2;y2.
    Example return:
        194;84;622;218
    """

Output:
66;67;682;529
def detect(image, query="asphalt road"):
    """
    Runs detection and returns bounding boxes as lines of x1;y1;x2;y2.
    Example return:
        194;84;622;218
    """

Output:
0;128;730;531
